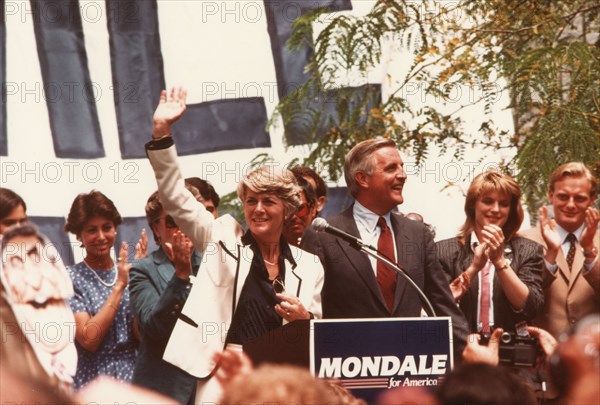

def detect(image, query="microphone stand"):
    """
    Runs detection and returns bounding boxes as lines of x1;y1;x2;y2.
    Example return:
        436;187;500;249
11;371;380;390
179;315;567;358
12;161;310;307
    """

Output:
347;239;437;317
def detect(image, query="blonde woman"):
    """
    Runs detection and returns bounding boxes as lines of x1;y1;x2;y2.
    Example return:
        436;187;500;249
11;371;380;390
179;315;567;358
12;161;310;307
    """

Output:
145;88;324;402
436;171;544;334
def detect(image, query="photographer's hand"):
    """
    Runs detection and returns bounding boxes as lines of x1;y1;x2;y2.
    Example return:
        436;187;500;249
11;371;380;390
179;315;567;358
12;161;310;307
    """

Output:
462;328;503;365
527;326;558;358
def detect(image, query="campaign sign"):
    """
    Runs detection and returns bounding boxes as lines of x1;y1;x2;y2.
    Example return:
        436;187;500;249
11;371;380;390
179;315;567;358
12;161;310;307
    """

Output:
310;317;453;404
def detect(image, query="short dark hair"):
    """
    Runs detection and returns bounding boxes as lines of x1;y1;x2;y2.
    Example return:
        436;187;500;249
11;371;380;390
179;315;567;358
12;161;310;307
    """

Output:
0;222;44;251
0;188;26;220
295;175;317;207
64;190;122;236
185;177;220;207
290;166;328;199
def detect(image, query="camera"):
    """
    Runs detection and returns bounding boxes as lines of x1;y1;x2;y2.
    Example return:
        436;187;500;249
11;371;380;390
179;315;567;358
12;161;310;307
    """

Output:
480;331;540;367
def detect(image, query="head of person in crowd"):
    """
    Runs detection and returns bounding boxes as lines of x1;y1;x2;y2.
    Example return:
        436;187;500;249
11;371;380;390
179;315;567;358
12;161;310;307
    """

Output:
549;314;600;403
236;166;302;246
284;175;317;246
64;190;122;267
0;188;28;235
290;166;328;215
220;364;337;405
185;177;220;219
547;162;598;232
437;363;536;405
459;170;524;244
1;222;73;305
344;138;407;215
0;223;77;386
145;185;199;254
405;211;437;239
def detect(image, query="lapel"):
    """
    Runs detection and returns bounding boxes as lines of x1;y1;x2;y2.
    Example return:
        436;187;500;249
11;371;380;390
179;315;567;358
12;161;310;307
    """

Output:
390;215;411;313
336;207;388;310
492;241;516;305
284;254;301;298
459;238;479;319
569;245;585;288
233;244;253;309
152;249;176;290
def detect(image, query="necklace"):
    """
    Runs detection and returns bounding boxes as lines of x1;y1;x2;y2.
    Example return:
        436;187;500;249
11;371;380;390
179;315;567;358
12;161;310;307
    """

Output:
82;259;117;288
263;257;278;266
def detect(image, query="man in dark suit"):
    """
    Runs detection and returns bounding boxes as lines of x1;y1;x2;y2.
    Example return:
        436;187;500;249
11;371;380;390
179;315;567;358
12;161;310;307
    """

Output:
129;190;203;405
302;138;468;352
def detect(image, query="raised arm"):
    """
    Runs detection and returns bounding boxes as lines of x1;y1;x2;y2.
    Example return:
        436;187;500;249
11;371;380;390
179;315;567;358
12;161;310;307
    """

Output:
145;87;217;254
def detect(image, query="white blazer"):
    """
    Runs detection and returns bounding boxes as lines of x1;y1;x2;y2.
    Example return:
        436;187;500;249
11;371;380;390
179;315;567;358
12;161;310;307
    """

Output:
147;145;324;378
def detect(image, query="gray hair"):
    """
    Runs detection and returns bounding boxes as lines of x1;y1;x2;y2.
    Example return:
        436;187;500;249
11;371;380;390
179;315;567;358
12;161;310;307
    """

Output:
344;138;397;197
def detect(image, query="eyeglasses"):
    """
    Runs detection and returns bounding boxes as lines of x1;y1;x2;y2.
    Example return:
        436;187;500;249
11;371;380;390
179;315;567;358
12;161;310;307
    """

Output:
296;203;312;219
272;277;286;295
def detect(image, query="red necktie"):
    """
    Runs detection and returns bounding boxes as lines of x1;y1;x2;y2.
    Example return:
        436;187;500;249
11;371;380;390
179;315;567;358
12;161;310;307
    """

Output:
479;260;492;333
377;217;397;313
566;233;577;271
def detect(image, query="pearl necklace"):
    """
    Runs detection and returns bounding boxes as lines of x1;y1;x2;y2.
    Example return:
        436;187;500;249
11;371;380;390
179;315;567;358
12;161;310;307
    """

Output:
83;259;117;288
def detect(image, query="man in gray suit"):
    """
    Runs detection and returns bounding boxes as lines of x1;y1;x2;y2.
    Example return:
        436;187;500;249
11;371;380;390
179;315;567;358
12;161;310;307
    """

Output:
302;138;468;352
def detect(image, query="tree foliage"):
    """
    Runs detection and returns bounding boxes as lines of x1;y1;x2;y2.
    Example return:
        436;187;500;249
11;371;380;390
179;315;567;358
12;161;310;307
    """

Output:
273;0;600;215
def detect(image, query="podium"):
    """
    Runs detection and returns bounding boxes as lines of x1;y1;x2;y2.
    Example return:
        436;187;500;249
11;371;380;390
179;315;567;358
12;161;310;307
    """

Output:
244;320;311;367
244;317;454;404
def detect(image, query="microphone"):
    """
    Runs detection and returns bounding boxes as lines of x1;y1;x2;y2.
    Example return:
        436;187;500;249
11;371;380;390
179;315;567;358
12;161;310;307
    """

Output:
312;218;372;249
312;217;437;316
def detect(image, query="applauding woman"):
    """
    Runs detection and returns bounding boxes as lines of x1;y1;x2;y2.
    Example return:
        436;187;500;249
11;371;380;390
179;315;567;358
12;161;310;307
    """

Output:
64;191;136;389
436;171;544;333
145;88;324;403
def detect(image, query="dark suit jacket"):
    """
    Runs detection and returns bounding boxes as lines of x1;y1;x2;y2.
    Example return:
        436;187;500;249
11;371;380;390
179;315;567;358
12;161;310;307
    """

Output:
301;206;469;353
436;236;545;333
129;248;201;404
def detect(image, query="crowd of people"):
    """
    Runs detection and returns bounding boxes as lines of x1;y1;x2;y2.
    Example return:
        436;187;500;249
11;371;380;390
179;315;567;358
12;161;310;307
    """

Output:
1;87;598;404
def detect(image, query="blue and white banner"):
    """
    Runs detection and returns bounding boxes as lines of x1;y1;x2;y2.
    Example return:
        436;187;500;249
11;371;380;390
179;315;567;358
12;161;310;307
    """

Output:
311;317;453;403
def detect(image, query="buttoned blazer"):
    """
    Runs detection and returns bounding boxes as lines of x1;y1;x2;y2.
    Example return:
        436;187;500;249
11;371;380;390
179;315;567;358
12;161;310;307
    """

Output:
436;236;545;333
519;226;599;337
301;207;469;353
147;145;324;379
128;248;201;404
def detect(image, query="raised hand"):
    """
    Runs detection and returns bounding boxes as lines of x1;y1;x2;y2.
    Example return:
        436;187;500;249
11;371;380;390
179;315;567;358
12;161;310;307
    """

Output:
134;228;148;259
116;242;132;288
480;224;505;263
471;240;490;271
212;349;253;389
539;206;561;262
579;207;599;253
164;230;194;280
152;87;187;138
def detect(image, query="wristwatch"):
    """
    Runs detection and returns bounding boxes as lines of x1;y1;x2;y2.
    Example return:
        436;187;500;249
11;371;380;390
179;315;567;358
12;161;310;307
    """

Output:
582;247;598;259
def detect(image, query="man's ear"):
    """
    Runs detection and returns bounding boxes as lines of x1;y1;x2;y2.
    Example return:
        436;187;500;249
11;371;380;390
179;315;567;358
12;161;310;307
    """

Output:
355;172;369;189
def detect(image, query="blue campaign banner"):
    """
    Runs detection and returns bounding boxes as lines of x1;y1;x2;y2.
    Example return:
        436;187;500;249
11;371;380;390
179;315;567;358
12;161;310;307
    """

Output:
310;317;453;403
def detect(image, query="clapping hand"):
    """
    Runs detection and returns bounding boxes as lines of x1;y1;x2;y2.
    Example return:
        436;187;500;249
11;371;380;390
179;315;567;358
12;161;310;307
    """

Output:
539;206;562;263
116;242;132;288
134;228;148;259
579;207;599;254
480;224;505;263
164;230;194;281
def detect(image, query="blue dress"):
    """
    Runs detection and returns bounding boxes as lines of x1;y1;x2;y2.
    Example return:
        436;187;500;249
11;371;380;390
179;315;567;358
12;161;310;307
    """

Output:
67;262;136;390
